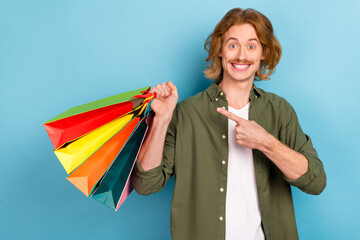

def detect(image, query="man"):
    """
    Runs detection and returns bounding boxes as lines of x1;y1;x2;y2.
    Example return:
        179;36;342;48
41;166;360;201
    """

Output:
132;8;326;240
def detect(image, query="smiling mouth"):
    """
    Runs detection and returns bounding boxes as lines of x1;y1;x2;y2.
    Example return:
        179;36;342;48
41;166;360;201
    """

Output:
231;63;250;70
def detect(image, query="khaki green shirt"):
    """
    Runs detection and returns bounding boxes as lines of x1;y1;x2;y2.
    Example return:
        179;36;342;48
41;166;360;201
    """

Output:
132;83;326;240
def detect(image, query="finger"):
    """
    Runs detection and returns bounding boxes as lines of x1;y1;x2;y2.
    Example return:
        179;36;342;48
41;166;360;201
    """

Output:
149;85;156;93
217;107;245;124
167;81;178;98
151;85;163;99
161;82;171;96
156;84;166;99
236;139;244;146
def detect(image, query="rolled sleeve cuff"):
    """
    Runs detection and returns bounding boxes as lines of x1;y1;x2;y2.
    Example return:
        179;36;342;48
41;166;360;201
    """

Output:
284;152;314;188
134;158;163;179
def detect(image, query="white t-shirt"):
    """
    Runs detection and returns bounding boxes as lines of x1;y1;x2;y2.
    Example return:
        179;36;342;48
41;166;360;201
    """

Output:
225;103;265;240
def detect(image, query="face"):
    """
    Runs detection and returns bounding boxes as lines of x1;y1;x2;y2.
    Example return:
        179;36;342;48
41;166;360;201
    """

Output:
219;23;264;84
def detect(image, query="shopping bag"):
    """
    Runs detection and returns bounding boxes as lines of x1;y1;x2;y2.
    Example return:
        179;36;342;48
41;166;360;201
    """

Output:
44;86;150;149
66;116;140;196
44;101;133;149
91;112;151;210
55;114;134;174
43;86;154;211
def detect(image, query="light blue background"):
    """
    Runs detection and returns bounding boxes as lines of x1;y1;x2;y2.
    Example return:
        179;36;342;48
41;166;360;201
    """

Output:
0;0;359;239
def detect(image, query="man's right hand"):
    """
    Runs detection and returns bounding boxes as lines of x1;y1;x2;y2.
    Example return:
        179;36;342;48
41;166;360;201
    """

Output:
135;81;178;171
150;81;178;123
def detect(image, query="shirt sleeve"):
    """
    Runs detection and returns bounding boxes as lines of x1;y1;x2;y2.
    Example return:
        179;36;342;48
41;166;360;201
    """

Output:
281;101;327;195
131;108;177;196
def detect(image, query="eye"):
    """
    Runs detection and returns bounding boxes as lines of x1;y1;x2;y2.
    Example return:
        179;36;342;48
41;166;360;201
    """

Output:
248;44;255;50
229;43;237;49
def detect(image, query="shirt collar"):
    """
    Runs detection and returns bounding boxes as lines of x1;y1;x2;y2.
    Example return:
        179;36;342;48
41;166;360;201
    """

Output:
206;82;262;102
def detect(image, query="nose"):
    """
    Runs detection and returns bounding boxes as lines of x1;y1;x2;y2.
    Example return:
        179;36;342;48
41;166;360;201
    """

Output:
235;46;247;60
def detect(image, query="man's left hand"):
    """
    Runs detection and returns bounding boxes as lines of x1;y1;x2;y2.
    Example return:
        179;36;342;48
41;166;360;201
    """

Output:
217;107;274;150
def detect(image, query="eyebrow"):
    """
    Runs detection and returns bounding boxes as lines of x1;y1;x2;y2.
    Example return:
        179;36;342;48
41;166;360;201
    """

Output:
225;37;260;43
248;38;259;43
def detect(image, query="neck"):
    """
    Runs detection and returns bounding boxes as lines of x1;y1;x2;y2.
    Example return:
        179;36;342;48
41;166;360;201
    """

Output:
218;79;254;110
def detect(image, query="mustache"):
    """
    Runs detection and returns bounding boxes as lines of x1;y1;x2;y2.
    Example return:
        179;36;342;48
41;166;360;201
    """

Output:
228;59;254;65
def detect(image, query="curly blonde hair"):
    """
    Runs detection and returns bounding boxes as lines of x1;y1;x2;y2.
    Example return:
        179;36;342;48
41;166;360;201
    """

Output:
204;8;282;83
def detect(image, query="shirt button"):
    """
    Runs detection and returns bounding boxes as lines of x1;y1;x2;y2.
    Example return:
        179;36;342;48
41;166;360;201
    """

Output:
220;92;224;96
220;188;224;192
222;160;226;165
255;95;258;99
219;216;223;221
215;98;218;101
222;135;226;139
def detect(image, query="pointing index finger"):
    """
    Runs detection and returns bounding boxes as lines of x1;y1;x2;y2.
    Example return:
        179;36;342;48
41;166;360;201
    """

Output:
216;107;245;124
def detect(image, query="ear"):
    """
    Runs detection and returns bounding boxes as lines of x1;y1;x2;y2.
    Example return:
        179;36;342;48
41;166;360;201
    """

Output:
218;52;222;57
260;49;265;60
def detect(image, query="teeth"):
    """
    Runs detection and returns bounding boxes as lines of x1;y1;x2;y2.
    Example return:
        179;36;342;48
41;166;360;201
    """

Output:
232;63;250;70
